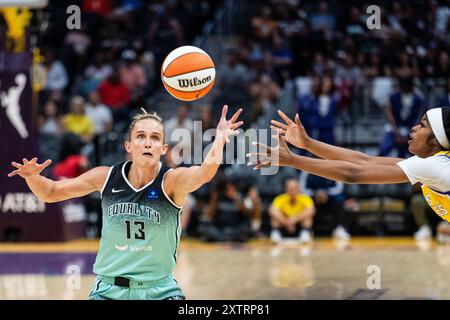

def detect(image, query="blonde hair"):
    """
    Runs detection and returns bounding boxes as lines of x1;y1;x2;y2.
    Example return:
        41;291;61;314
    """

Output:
125;108;163;141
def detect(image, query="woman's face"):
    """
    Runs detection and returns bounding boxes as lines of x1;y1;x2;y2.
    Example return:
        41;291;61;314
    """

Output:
44;101;57;117
125;119;168;167
322;77;332;94
408;115;437;157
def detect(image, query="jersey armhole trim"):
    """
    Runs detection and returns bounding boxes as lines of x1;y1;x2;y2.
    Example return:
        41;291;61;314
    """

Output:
100;166;114;198
161;168;183;209
395;161;416;185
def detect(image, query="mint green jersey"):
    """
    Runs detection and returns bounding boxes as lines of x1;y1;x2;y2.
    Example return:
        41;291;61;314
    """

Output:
93;161;183;283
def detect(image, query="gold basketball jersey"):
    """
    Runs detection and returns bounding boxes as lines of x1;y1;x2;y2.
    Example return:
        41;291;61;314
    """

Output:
421;151;450;222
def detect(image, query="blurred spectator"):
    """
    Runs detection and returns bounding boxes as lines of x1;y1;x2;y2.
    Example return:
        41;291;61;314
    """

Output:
119;49;147;97
299;171;350;240
435;50;450;79
215;48;251;115
269;179;316;243
81;51;113;95
441;78;450;107
64;23;92;58
267;32;294;85
335;52;363;113
193;104;215;147
198;177;256;242
85;90;113;136
85;90;113;165
98;69;130;123
164;104;193;137
53;133;89;179
245;185;263;236
146;10;184;67
140;50;157;94
164;104;194;164
38;99;63;137
434;0;450;35
298;75;337;145
251;5;277;42
309;1;335;32
82;0;113;16
363;52;391;79
249;73;280;123
62;95;95;144
392;52;418;79
43;50;68;93
344;6;366;37
379;77;425;157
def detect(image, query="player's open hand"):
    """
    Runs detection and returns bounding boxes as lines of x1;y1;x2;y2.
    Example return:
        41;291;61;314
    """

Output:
270;110;310;149
216;105;244;144
8;158;52;179
247;129;294;169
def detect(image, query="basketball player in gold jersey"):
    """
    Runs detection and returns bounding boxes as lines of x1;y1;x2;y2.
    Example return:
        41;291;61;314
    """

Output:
248;107;450;238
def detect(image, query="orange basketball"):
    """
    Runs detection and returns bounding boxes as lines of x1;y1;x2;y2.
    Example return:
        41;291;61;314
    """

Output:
161;46;216;101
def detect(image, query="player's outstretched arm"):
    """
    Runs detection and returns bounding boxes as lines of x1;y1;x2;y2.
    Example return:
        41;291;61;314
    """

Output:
271;110;404;165
247;131;409;185
165;105;243;203
8;157;109;203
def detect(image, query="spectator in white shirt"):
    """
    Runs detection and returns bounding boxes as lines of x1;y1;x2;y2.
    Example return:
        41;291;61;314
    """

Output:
85;90;113;135
43;51;68;92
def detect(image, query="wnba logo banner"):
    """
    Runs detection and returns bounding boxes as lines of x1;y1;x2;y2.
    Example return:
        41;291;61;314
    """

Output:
0;51;36;186
0;52;86;241
0;50;41;235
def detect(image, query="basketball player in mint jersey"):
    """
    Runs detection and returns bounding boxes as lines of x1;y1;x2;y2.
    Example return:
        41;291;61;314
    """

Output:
8;105;243;300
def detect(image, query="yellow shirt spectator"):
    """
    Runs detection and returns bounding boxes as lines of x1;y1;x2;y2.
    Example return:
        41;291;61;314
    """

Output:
63;114;94;138
272;193;314;218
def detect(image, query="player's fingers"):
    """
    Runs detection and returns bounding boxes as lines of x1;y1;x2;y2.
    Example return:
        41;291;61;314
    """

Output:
278;132;289;146
231;121;244;130
251;141;272;152
230;108;243;123
7;170;19;177
246;152;260;159
248;157;270;165
40;159;52;168
271;128;286;137
23;158;29;164
246;152;263;158
11;162;22;168
277;110;294;125
271;128;281;143
295;114;303;127
221;105;228;118
253;160;271;170
270;120;288;130
30;157;38;164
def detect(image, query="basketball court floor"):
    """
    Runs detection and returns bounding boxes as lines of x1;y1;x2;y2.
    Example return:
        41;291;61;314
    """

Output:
0;237;449;300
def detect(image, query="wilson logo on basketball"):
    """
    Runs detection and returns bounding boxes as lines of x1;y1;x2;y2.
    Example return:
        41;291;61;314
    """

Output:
177;76;212;88
161;45;216;101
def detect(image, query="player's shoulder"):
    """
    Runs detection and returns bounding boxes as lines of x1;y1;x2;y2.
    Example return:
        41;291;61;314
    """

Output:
432;152;450;165
76;165;113;192
159;165;183;185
